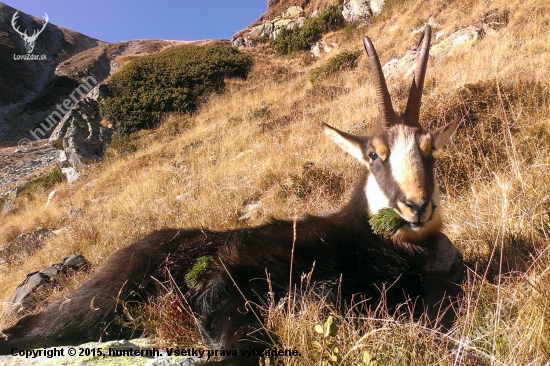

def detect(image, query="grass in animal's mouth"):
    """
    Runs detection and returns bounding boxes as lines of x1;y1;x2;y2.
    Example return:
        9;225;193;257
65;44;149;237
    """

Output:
369;208;406;237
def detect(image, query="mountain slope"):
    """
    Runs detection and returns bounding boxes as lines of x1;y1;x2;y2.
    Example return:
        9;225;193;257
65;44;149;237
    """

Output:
0;2;104;141
0;0;549;364
0;3;209;143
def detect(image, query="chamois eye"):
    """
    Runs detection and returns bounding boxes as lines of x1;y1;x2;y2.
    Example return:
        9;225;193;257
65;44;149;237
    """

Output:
368;152;379;161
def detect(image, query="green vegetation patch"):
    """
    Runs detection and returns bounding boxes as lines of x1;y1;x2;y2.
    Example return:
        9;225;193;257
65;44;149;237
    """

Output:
278;162;345;200
101;43;253;133
272;5;345;55
369;208;405;237
185;256;214;290
310;51;361;84
19;167;65;197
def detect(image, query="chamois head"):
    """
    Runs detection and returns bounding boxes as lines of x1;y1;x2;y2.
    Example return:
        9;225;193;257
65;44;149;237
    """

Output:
323;25;457;244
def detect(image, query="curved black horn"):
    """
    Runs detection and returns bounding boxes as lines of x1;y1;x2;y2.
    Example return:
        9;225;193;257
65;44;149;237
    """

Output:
404;25;432;127
363;36;395;128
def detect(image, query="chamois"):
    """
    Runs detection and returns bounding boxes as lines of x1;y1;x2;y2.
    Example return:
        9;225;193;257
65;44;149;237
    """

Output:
0;26;464;365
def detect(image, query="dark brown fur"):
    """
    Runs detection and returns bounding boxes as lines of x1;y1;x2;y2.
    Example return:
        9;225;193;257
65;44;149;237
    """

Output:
0;173;463;365
0;27;463;365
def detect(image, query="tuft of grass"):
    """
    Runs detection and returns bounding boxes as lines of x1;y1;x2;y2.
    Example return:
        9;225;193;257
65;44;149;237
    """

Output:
18;167;65;198
310;51;362;84
369;208;405;237
278;162;345;200
184;256;213;290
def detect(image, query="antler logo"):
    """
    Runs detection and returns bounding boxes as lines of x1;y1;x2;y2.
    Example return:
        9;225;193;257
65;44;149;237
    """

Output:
11;11;49;54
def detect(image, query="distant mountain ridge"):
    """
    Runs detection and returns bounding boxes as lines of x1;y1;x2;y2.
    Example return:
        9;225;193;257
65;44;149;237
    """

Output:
0;2;104;142
0;2;210;143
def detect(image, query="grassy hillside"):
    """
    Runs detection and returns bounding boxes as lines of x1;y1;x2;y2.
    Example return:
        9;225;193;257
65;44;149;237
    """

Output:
1;0;550;364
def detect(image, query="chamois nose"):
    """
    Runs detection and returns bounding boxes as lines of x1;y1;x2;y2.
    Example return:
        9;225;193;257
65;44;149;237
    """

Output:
403;199;430;217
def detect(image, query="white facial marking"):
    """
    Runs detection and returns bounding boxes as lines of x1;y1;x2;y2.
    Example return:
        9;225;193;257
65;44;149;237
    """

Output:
389;127;424;202
365;173;390;215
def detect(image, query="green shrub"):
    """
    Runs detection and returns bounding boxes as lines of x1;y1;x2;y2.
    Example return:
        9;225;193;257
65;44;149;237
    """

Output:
368;208;405;238
185;256;213;290
101;43;253;133
272;5;345;55
19;167;65;197
310;51;361;83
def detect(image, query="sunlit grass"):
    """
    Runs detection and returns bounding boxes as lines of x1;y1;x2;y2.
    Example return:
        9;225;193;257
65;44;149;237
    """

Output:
1;0;550;363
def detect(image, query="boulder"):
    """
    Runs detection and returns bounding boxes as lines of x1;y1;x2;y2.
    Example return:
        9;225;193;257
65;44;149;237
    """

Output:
311;41;335;57
369;0;385;14
382;49;418;79
283;6;304;18
49;85;112;173
430;26;481;58
382;27;482;79
0;199;16;216
342;0;373;23
6;254;89;312
0;228;57;265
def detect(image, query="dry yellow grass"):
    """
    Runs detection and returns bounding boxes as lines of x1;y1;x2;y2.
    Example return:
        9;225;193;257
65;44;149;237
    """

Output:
1;0;550;364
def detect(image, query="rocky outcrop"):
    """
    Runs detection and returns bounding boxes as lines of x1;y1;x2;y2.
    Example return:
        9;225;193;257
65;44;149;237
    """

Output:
234;5;306;46
49;85;111;180
0;2;104;142
0;228;57;265
382;26;482;79
430;26;481;57
311;40;336;57
341;0;384;22
6;254;89;312
0;2;199;143
342;0;373;23
233;1;385;50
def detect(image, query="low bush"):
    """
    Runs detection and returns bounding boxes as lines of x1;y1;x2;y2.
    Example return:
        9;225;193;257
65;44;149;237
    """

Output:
101;43;253;133
19;167;65;198
272;5;345;55
310;51;361;84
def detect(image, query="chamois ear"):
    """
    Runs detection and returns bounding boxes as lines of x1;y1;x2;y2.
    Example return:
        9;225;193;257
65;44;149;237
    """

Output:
432;121;458;150
322;123;366;163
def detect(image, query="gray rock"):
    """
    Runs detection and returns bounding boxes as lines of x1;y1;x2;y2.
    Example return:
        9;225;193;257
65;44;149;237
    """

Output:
382;27;482;79
311;41;335;57
61;166;80;183
0;228;56;264
382;49;419;79
1;199;16;215
369;0;385;14
430;26;481;58
342;0;373;23
49;94;112;173
239;201;261;220
6;254;89;312
283;6;303;18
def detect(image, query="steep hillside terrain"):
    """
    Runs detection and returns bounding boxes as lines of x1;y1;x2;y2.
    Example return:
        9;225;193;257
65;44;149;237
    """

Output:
0;2;210;143
0;2;104;141
1;0;550;364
